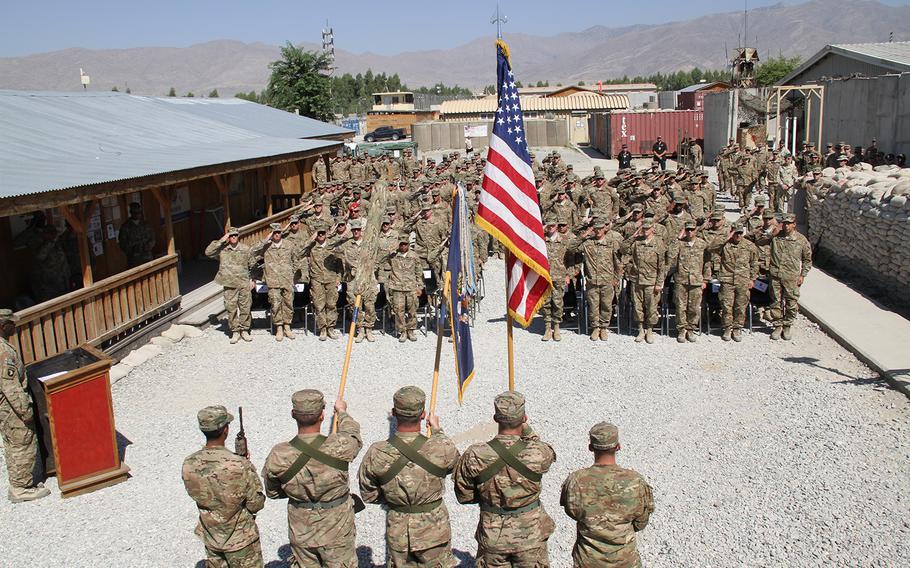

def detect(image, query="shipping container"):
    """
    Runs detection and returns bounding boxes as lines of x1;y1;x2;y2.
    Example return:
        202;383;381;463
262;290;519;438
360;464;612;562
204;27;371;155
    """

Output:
657;91;678;110
589;110;704;158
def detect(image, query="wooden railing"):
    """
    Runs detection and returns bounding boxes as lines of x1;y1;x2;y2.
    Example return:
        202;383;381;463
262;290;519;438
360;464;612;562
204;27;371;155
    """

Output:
238;209;297;247
12;255;181;364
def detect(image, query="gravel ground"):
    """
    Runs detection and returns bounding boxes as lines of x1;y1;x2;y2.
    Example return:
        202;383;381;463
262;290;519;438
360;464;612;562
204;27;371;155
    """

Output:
1;259;908;568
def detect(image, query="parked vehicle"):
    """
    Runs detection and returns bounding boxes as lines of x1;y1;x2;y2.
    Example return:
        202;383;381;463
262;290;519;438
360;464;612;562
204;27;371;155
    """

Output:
364;126;406;142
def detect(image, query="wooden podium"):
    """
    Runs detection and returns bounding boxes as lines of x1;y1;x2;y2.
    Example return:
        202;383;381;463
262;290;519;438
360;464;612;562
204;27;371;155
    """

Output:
27;345;130;498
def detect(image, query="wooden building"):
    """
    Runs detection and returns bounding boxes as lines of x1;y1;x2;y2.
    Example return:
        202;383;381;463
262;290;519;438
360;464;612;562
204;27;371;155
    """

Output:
677;81;731;111
0;91;350;363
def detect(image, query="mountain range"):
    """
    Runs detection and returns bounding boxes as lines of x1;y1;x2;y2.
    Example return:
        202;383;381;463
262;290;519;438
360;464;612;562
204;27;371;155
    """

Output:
1;0;908;96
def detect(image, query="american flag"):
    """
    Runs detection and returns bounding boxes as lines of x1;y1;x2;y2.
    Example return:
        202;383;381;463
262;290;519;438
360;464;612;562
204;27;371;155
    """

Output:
476;40;552;327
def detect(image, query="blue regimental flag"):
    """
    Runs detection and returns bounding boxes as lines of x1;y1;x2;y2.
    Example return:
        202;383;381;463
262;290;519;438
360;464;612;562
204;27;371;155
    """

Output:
443;184;477;402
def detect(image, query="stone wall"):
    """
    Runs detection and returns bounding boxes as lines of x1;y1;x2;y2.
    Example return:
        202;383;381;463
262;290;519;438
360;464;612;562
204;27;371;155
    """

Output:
806;165;910;308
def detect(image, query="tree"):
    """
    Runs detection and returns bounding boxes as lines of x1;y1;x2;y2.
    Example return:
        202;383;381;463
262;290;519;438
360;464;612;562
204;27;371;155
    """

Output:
755;56;801;86
111;86;119;92
167;87;177;97
577;80;586;86
264;42;333;121
236;90;260;103
483;84;496;95
185;92;195;98
125;87;131;94
208;89;219;98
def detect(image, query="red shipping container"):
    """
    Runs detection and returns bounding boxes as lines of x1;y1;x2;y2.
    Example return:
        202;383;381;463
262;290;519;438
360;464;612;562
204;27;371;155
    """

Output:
599;110;703;158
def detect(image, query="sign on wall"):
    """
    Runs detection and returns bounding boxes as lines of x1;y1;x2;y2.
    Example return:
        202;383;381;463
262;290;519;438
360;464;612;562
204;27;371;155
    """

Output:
464;125;488;138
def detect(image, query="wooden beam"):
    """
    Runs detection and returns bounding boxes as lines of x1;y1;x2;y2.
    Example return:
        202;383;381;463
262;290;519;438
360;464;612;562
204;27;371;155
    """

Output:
150;187;175;256
258;167;273;216
57;205;93;287
213;175;231;231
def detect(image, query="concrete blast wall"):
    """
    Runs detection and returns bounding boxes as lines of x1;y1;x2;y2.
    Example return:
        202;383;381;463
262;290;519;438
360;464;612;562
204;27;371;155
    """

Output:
703;91;732;165
411;119;568;151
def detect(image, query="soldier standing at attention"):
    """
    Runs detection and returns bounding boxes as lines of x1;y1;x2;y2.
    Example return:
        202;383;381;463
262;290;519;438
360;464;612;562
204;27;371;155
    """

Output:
182;405;265;568
0;309;50;503
758;213;812;341
337;219;378;343
670;220;710;343
567;220;624;342
358;386;459;567
206;228;254;344
617;144;633;170
651;136;668;171
621;218;666;344
541;217;569;342
262;391;362;568
253;223;298;342
386;236;425;342
118;201;156;268
561;422;654;568
454;391;557;568
707;223;759;342
313;156;328;186
303;221;344;342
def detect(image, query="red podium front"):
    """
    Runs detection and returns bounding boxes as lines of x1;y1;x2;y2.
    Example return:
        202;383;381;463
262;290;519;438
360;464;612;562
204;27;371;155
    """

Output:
27;345;130;497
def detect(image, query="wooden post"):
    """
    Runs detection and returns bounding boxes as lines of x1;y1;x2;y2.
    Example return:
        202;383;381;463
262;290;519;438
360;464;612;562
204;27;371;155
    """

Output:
150;187;175;255
213;175;231;231
258;167;273;216
332;294;361;433
505;253;515;391
57;204;94;287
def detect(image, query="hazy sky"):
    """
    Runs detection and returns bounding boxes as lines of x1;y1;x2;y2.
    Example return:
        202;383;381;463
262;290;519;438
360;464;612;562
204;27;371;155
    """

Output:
2;0;909;57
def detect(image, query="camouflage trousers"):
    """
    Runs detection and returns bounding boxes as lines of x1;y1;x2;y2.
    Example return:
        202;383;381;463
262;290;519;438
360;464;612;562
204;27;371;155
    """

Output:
769;277;800;327
674;283;703;332
204;539;263;568
720;281;750;330
311;281;339;331
540;283;565;325
632;284;661;327
770;184;789;213
476;543;550;568
268;287;293;327
223;287;252;332
0;417;38;489
389;541;457;568
586;282;616;330
737;182;756;210
391;290;419;333
291;538;357;568
346;282;378;328
572;540;641;568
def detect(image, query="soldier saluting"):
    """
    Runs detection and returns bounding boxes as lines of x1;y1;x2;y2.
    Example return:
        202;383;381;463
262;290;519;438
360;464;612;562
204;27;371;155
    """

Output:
205;227;255;344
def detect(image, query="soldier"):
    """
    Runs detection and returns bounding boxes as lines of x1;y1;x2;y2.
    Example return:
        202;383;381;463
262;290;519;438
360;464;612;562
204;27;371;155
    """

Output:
337;219;378;343
567;220;623;341
541;218;569;342
182;405;265;568
776;154;799;213
0;309;50;503
758;213;812;340
303;221;344;341
386;236;425;342
253;223;298;342
118;201;156;268
617;144;633;170
738;194;768;233
621;218;667;344
670;220;710;343
313;156;328;186
330;155;349;182
205;228;254;343
550;188;578;229
707;223;759;342
30;224;70;303
262;391;362;568
454;391;556;567
560;422;654;568
358;386;459;567
689;139;703;171
303;198;332;234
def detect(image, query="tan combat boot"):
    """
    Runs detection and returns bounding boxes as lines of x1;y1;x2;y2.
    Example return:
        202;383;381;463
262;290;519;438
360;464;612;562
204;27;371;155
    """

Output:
599;329;609;341
687;329;697;343
553;324;562;342
407;329;418;342
732;328;743;342
319;328;328;341
677;331;686;343
770;326;782;340
284;325;295;340
781;326;792;340
229;332;240;344
275;326;284;342
590;328;599;341
365;328;376;342
635;328;645;342
541;324;552;342
398;330;407;343
240;330;252;342
8;484;50;503
354;327;364;343
722;328;732;341
327;328;339;340
645;329;655;344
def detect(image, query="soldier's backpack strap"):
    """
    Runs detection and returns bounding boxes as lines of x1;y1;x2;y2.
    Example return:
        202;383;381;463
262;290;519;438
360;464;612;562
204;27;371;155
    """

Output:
377;435;448;486
279;435;348;484
475;439;541;485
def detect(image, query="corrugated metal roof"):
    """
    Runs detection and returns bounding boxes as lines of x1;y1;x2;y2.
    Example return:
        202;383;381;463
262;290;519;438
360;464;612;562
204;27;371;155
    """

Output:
440;93;628;115
150;97;352;139
679;82;729;93
0;91;338;200
780;41;910;85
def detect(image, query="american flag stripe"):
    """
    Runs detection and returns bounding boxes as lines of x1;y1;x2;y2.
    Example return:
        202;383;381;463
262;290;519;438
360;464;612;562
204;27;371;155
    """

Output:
476;194;548;267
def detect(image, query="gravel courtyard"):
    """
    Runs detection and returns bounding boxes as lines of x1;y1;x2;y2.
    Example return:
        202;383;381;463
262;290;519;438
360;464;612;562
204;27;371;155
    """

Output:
1;259;908;567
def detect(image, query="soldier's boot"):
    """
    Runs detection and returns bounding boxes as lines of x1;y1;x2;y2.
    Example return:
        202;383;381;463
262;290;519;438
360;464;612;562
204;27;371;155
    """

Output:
230;332;240;344
645;329;655;344
365;328;376;342
732;328;743;342
599;328;609;341
275;326;284;342
590;328;600;341
553;324;562;342
635;328;645;343
327;328;339;340
687;329;697;343
319;328;328;341
677;331;687;343
240;330;252;342
722;328;732;341
354;327;364;343
782;326;793;341
407;329;418;342
8;484;50;503
284;325;295;340
398;330;407;343
541;324;552;342
770;326;782;340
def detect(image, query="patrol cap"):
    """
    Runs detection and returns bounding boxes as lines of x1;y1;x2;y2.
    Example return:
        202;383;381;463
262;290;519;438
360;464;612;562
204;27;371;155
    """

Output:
684;220;697;229
493;391;526;424
289;214;300;223
197;405;233;432
385;206;397;214
710;211;725;220
754;195;767;205
349;218;365;230
543;215;558;226
781;213;796;223
593;219;608;229
227;227;240;236
129;201;142;210
673;194;686;204
312;220;329;234
431;189;441;197
731;222;745;233
269;222;282;233
762;209;776;219
292;389;325;415
381;216;393;225
589;422;619;451
630;203;644;212
393;386;426;418
0;308;17;323
641;218;654;229
398;235;411;243
837;154;848;162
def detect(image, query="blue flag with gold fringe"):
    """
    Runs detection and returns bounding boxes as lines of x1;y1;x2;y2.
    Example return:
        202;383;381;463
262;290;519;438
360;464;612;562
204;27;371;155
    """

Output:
443;184;477;402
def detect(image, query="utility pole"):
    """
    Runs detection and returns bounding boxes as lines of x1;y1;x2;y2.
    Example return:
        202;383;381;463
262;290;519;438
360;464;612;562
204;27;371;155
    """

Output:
321;21;336;77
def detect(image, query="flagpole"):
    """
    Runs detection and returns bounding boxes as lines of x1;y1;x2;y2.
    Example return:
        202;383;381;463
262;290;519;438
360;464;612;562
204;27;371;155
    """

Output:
332;293;361;433
428;272;449;436
505;254;515;391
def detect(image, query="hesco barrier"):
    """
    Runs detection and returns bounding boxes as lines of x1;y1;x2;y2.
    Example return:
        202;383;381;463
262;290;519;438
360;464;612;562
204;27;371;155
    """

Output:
411;119;568;151
588;110;704;158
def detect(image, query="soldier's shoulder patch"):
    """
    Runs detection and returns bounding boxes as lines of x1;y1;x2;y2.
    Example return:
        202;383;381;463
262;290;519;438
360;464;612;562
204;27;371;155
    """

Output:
5;366;15;378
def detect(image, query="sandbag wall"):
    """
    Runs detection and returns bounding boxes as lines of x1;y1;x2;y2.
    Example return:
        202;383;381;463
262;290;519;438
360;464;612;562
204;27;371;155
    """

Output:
411;119;568;151
806;164;910;306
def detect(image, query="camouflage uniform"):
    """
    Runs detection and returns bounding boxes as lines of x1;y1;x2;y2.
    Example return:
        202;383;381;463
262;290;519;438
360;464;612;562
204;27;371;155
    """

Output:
567;225;624;339
621;221;667;334
358;387;460;567
386;244;425;338
30;235;70;302
560;423;654;568
262;391;362;568
182;406;265;568
313;158;328;186
118;217;156;268
253;227;298;328
405;211;447;282
304;231;345;336
454;392;556;568
541;230;569;336
757;216;812;335
669;226;710;338
707;226;759;336
336;221;378;336
205;232;254;334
